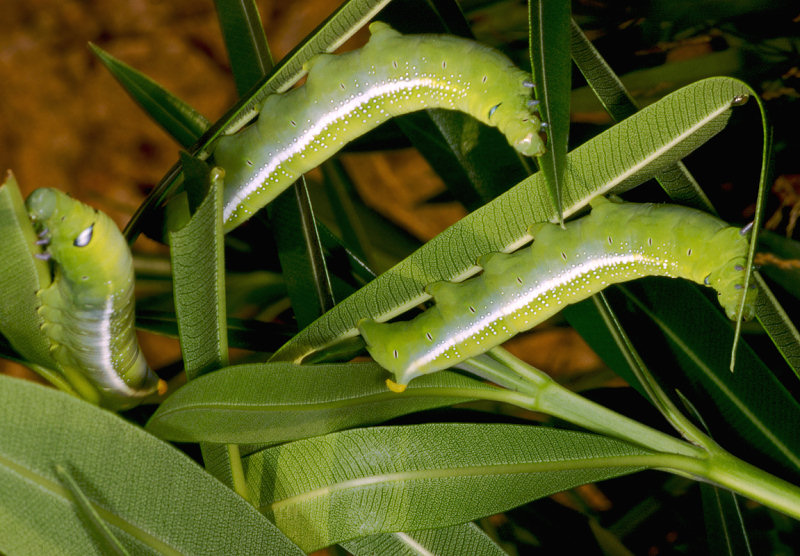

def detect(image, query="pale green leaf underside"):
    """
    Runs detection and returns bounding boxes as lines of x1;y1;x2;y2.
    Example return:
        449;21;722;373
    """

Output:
342;522;508;556
0;375;303;555
244;423;654;551
169;170;228;380
271;77;752;364
0;173;55;371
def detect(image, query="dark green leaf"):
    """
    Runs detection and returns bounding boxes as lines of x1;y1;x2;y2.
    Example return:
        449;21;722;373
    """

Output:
529;0;571;222
270;182;335;328
146;363;497;444
89;44;209;148
214;0;273;96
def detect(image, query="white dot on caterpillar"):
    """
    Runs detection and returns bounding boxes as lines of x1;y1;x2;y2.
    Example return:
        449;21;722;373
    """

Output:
425;332;433;341
393;349;398;359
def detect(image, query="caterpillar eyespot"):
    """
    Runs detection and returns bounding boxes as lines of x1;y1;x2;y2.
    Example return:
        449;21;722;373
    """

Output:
25;188;163;409
214;21;545;232
358;197;757;388
73;224;93;247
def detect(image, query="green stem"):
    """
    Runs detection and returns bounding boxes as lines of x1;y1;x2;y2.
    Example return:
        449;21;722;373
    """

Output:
226;444;253;505
471;350;800;521
486;348;698;457
534;381;700;457
655;449;800;521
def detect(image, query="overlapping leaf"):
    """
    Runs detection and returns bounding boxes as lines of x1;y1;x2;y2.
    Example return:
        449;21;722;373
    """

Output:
244;423;653;552
0;375;303;555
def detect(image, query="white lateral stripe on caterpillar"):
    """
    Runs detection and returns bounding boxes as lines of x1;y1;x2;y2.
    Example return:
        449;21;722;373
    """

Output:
358;197;757;387
214;21;545;232
400;252;664;377
221;77;459;223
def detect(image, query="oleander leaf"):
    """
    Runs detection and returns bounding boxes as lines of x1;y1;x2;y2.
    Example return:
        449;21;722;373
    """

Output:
243;423;653;552
0;374;303;555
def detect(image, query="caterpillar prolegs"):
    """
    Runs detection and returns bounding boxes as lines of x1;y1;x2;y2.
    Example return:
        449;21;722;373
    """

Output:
358;197;757;388
26;188;163;409
214;22;546;232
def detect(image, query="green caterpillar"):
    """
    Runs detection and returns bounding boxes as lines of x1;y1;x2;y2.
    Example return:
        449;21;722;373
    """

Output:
214;21;546;232
359;197;757;389
27;188;163;409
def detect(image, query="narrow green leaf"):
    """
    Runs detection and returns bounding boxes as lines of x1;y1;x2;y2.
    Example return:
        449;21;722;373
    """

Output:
568;19;713;210
678;392;753;556
568;18;637;122
0;172;55;371
178;152;212;213
529;0;571;222
271;77;752;364
0;375;304;555
700;485;753;555
169;169;228;379
320;160;372;263
270;182;335;328
752;272;800;372
243;423;652;552
342;522;508;555
89;44;209;148
146;363;499;444
214;0;273;96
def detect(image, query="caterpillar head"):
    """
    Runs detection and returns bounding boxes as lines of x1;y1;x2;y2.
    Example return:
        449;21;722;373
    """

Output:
703;227;757;321
26;188;133;302
26;188;98;267
486;89;546;158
